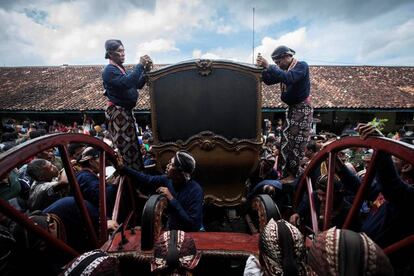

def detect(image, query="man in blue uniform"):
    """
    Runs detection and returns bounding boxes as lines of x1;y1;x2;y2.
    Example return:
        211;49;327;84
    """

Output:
102;39;153;171
121;151;203;232
257;46;313;183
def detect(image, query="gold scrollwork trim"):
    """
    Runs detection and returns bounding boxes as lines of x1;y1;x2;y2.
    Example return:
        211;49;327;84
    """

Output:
152;131;263;154
204;193;245;207
195;59;213;76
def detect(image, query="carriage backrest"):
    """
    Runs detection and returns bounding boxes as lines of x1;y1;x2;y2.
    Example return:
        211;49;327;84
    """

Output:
148;60;263;206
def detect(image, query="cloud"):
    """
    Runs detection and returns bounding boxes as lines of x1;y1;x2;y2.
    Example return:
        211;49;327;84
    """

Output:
192;47;252;62
250;4;414;66
216;25;236;34
192;49;202;58
0;0;412;66
252;27;307;62
0;0;215;65
135;39;179;58
192;49;221;60
213;0;413;30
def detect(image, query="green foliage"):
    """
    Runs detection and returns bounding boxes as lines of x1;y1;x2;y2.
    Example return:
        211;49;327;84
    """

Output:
368;117;388;131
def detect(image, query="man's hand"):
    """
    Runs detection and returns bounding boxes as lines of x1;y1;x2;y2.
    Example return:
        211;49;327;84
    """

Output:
156;186;173;201
57;169;69;185
355;123;384;140
115;154;124;170
256;53;269;69
289;213;300;226
140;55;153;71
320;137;337;150
107;219;119;232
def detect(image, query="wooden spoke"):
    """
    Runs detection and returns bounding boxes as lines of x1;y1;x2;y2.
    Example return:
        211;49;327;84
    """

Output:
0;133;119;257
306;176;319;235
0;196;79;258
342;150;378;229
99;149;107;245
59;144;98;247
322;152;336;231
294;136;414;255
111;175;125;222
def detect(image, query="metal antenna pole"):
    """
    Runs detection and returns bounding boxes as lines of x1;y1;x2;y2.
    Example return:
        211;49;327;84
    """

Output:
252;7;255;64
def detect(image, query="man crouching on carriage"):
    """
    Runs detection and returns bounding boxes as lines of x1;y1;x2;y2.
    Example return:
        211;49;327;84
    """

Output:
118;151;204;232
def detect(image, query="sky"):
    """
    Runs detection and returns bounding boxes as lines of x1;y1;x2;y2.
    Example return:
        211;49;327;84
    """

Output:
0;0;413;67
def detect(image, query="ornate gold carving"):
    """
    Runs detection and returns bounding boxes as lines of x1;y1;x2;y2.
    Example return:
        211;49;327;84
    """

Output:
151;131;262;207
204;194;245;207
153;131;263;153
200;139;215;151
195;59;213;76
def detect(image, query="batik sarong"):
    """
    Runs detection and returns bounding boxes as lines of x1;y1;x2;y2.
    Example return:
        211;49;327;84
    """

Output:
105;104;143;171
280;101;313;177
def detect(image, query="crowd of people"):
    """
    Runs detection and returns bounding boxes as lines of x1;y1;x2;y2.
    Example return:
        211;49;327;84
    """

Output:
0;42;413;275
252;121;414;275
0;116;157;274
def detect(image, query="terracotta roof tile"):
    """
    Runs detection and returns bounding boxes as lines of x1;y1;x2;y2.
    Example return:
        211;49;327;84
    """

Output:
0;64;413;112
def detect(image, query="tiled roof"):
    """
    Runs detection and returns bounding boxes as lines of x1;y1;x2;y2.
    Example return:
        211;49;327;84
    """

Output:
0;64;413;112
263;66;414;109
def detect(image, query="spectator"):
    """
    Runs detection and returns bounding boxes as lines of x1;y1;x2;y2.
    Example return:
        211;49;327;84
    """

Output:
75;147;117;218
247;147;280;200
349;123;414;245
289;173;358;231
0;132;18;152
36;148;63;171
10;210;68;275
82;114;94;135
0;169;21;201
27;159;69;211
44;197;107;252
28;129;47;139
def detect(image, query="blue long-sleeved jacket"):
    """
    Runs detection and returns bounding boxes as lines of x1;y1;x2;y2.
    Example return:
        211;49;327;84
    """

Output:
361;152;414;247
44;196;99;251
102;63;146;109
261;61;310;105
75;170;117;215
124;167;204;232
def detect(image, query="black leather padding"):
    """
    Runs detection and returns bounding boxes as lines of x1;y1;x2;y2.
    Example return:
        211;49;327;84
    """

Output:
141;194;167;251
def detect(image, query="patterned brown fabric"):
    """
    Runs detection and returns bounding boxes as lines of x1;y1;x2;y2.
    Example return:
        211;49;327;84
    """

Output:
259;219;307;276
307;227;394;276
151;230;201;275
48;213;66;243
280;101;313;177
14;211;67;251
61;249;119;276
105;104;143;171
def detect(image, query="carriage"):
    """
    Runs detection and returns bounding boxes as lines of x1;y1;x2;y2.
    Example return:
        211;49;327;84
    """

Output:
0;60;413;274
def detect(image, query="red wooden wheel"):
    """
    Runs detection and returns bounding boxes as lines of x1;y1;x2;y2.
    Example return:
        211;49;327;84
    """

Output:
294;136;414;254
0;133;119;258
